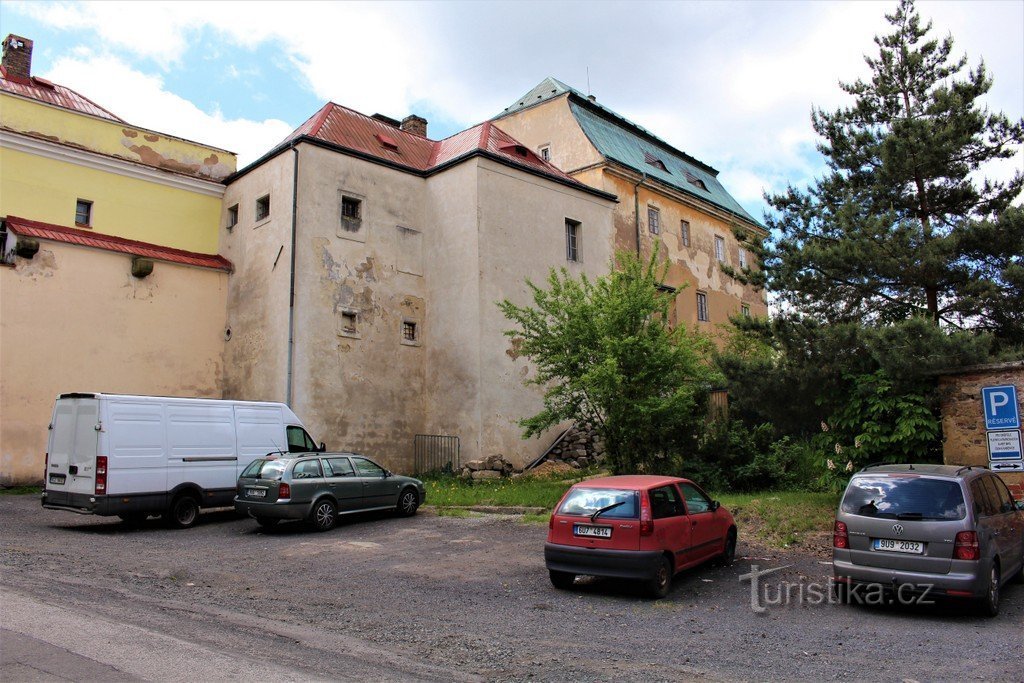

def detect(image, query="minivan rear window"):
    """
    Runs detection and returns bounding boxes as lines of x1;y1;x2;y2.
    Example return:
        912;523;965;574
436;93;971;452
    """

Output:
558;488;638;519
241;459;286;480
841;476;966;520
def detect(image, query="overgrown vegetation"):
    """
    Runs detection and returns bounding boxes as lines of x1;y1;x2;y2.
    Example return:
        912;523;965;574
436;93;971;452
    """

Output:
499;249;718;475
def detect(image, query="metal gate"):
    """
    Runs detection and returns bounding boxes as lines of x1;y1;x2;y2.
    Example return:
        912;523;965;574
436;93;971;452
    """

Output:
413;434;460;474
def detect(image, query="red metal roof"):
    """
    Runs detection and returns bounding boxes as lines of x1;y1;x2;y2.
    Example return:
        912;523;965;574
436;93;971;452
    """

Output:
4;216;232;272
275;103;592;191
0;66;125;122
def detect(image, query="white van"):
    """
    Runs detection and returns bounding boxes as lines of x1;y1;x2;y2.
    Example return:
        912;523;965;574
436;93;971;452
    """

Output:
41;393;324;528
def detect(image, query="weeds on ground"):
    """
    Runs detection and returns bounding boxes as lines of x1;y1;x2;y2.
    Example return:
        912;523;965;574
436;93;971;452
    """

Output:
718;491;840;547
422;468;599;509
0;486;41;495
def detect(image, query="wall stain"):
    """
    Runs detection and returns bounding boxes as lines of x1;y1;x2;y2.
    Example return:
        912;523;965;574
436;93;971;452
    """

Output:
143;134;160;143
506;336;525;360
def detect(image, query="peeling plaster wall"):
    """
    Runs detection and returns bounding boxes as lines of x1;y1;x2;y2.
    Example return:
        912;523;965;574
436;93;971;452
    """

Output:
290;143;429;469
474;157;616;467
611;174;769;336
1;93;236;180
0;244;227;485
220;152;295;408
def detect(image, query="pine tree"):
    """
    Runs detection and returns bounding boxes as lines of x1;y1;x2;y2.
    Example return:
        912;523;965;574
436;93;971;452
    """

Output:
761;0;1023;333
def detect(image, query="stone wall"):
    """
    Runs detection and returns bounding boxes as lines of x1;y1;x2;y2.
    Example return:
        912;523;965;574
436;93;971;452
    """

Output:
938;362;1024;500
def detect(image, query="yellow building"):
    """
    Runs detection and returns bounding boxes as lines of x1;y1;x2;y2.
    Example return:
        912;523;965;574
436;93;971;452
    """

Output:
494;78;768;333
0;35;237;484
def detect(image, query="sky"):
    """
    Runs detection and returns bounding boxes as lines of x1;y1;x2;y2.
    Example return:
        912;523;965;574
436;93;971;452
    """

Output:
3;0;1022;220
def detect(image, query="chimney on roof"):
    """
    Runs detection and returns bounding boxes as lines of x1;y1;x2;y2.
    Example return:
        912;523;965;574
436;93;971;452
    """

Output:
2;34;33;80
400;115;427;137
587;94;596;103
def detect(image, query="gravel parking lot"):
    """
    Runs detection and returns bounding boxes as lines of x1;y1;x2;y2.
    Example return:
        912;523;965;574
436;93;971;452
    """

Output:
2;494;1021;682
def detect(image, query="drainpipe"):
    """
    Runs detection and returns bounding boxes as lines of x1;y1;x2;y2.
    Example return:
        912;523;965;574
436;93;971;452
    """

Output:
633;172;647;257
286;146;299;406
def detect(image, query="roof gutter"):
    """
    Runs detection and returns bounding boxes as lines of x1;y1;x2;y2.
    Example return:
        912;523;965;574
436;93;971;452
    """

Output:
633;172;647;257
286;145;299;407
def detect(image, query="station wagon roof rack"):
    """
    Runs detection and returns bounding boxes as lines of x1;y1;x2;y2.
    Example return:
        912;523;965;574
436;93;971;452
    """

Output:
859;462;916;472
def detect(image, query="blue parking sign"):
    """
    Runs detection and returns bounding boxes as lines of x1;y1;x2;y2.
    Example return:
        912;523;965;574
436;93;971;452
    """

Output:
982;385;1019;430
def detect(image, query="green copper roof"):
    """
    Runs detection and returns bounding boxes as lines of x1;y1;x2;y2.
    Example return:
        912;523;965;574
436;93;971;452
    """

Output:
496;77;762;228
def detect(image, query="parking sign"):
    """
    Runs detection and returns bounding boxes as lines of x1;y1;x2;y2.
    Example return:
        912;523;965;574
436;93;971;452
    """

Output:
982;385;1019;430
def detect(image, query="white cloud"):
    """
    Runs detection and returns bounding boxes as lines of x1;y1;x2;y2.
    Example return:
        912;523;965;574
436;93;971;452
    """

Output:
45;53;292;166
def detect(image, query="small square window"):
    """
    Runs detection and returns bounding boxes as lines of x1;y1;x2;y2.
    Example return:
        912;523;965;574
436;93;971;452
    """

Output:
75;199;92;227
342;196;361;220
339;311;358;337
565;218;580;262
402;321;417;342
647;206;660;235
539;146;550;162
681;220;691;247
256;195;271;222
715;235;726;262
697;292;709;322
741;304;751;318
227;204;238;230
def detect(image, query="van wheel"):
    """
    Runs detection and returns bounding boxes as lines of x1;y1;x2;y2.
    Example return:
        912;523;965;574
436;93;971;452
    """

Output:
549;570;576;590
309;499;337;532
396;488;419;517
255;517;279;529
645;556;672;599
978;563;1000;617
165;494;200;529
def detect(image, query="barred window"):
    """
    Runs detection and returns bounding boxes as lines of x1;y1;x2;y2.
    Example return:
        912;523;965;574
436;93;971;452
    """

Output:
697;292;709;322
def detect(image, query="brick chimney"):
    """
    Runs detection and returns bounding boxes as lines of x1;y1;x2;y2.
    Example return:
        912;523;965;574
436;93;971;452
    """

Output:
2;35;33;80
400;115;427;138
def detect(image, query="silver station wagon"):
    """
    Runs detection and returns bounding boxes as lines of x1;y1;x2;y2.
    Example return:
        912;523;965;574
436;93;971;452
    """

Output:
833;464;1024;616
234;452;425;532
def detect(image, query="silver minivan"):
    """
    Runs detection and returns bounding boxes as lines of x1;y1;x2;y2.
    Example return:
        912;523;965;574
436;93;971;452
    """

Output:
833;464;1024;616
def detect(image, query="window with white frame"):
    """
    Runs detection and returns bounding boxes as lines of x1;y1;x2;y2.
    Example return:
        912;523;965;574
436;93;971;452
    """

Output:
741;304;751;318
681;220;691;247
739;247;748;269
539;146;550;162
715;235;726;262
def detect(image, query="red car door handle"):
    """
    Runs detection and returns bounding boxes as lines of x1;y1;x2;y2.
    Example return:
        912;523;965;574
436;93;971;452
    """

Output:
691;520;698;527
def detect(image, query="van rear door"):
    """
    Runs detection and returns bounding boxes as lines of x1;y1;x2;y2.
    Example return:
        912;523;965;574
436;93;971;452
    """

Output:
47;397;99;497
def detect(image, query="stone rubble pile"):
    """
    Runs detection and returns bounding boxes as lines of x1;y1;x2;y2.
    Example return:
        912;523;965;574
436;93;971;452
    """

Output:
545;423;606;469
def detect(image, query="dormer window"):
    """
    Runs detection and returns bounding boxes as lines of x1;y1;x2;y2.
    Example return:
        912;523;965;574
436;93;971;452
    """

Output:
644;151;669;173
685;172;708;191
375;133;399;151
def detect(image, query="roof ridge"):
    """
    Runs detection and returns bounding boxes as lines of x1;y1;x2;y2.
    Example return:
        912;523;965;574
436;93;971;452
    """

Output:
5;215;221;259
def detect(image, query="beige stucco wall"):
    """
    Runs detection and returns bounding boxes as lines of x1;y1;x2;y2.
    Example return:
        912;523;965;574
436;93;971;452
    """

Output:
220;150;295;407
0;243;227;485
493;96;603;175
474;157;616;466
291;143;429;466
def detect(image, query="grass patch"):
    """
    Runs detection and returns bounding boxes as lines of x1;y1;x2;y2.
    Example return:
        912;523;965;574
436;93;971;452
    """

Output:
717;491;840;548
424;474;838;547
423;471;593;510
0;486;41;495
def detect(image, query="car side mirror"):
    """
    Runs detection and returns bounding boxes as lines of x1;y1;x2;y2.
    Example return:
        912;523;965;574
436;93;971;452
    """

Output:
710;500;720;512
319;442;326;452
384;470;392;478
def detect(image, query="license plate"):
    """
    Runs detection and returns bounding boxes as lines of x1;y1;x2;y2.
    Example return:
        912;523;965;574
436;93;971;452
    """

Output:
48;474;66;485
246;488;266;499
873;538;923;554
573;524;612;539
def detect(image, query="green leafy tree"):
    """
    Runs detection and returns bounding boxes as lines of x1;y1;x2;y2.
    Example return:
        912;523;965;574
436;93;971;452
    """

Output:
759;0;1023;332
499;251;718;474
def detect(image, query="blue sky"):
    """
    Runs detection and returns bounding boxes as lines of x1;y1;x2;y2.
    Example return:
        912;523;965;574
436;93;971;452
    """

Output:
4;1;1022;220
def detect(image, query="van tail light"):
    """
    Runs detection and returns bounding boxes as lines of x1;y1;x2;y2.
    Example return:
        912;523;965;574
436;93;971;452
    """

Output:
954;531;980;560
95;456;107;494
833;520;849;549
640;495;654;537
278;482;291;499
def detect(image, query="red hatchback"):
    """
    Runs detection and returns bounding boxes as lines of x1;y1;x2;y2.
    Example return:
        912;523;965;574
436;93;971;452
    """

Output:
545;475;737;598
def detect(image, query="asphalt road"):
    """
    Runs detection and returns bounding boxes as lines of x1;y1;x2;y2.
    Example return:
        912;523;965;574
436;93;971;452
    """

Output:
1;494;1021;682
